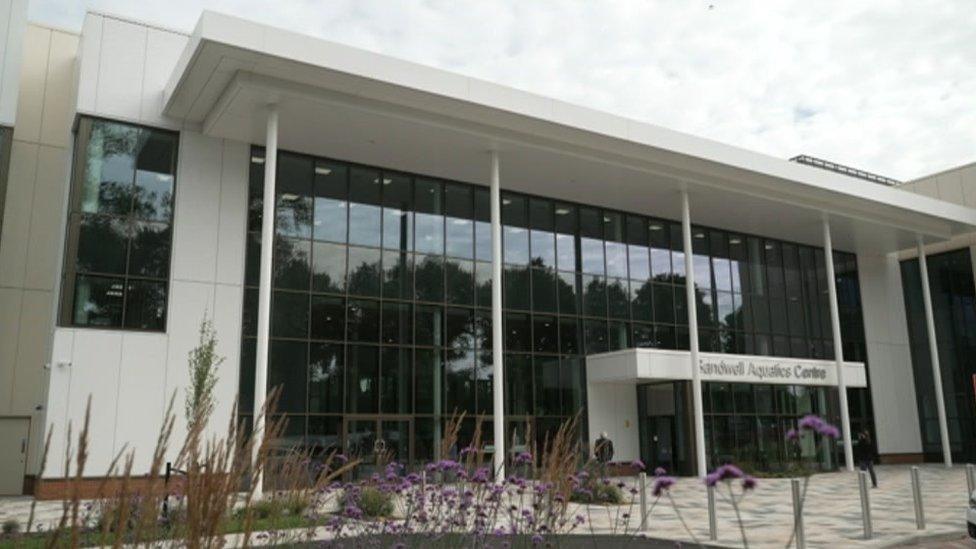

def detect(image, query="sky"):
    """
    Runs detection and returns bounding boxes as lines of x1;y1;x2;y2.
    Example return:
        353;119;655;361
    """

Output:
26;0;976;182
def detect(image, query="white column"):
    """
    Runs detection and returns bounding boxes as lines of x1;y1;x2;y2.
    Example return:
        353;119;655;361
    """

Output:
822;217;854;472
916;236;953;467
490;151;506;481
681;191;707;477
252;105;278;496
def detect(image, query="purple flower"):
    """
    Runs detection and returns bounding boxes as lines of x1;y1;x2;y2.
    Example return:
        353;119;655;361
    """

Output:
515;451;533;464
654;466;667;477
705;464;744;486
630;459;646;471
818;424;841;439
531;534;544;545
798;414;824;431
742;476;757;491
785;428;799;441
652;476;676;497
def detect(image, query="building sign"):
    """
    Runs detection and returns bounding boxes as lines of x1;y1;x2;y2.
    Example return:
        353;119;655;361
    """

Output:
698;356;833;386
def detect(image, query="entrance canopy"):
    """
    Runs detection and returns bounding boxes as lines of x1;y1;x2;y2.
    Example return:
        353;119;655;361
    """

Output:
587;348;867;388
163;11;976;253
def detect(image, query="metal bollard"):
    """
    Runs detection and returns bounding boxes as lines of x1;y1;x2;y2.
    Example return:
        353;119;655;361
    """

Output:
707;484;717;541
791;478;805;549
858;470;872;539
966;464;975;496
638;472;647;530
910;466;925;530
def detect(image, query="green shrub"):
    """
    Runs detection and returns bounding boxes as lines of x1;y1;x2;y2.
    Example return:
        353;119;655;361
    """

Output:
349;486;394;518
570;481;623;504
1;519;19;535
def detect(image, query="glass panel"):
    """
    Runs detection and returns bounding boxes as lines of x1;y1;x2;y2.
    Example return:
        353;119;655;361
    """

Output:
310;295;344;340
273;237;311;290
504;312;531;352
503;265;530;310
555;203;577;271
133;131;176;221
557;271;578;315
272;291;309;338
606;241;628;278
534;356;560;415
415;254;445;302
123;280;167;330
312;242;346;293
505;354;533;416
582;275;607;317
309;342;343;413
80;121;139;215
75;215;128;274
445;258;475;305
445;183;473;259
314;197;347;243
580;238;605;275
382;250;413;300
414;348;443;414
533;315;558;353
348;168;382;247
128;221;170;278
381;347;412;414
275;154;313;239
445;349;476;414
415;178;444;254
584;319;608;354
607;278;629;319
381;172;412;250
73;276;125;326
382;302;413;345
559;317;580;355
346;299;380;342
346;344;379;414
268;340;307;413
531;268;557;312
415;305;444;347
445;307;475;350
631;279;653;322
347;246;382;296
475;261;492;308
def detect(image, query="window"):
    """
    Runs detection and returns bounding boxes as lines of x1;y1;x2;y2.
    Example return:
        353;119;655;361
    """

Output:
60;118;178;331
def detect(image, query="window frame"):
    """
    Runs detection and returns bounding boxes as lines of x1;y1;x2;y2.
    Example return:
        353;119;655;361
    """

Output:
58;116;180;332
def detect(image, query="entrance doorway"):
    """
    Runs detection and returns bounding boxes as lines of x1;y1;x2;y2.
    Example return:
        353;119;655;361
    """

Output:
343;416;412;479
0;418;29;495
645;416;676;473
637;382;693;476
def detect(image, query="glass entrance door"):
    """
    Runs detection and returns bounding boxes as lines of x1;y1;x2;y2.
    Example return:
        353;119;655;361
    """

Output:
343;416;413;479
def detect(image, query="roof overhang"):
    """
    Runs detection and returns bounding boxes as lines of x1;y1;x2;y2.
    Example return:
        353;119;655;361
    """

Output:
162;11;976;254
587;348;867;388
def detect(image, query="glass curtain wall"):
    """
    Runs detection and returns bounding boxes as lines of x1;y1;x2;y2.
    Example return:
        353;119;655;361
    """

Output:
901;248;976;463
239;146;871;466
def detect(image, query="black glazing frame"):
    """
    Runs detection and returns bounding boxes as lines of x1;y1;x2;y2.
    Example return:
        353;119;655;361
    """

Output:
239;144;870;452
58;116;180;332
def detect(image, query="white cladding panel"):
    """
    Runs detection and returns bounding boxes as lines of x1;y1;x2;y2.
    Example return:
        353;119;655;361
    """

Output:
0;0;28;126
857;253;923;455
586;383;639;462
76;13;186;130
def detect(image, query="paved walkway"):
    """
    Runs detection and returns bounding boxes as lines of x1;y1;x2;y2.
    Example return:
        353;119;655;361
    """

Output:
595;464;973;548
0;465;972;547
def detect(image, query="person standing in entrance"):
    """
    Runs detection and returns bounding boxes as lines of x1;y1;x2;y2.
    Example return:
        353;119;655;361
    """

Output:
595;432;614;464
854;430;878;488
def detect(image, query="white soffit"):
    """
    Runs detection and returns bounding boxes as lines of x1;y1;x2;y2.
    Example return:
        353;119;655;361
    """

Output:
161;11;976;253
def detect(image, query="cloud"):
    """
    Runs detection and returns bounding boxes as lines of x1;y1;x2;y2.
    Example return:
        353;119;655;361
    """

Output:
28;0;976;181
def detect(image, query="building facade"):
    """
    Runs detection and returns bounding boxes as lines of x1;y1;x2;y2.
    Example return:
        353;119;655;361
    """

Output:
0;6;975;494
